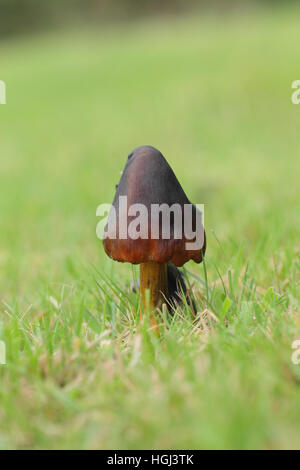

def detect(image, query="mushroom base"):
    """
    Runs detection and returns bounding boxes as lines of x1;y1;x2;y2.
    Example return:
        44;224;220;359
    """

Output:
140;262;169;311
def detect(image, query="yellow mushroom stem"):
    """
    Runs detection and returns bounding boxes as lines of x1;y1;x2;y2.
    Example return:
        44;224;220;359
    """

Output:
139;261;169;312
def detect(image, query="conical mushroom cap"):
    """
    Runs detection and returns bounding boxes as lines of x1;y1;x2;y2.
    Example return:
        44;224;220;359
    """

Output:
103;146;206;266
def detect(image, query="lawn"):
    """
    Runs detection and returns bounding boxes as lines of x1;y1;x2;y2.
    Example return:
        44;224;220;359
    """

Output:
0;6;299;449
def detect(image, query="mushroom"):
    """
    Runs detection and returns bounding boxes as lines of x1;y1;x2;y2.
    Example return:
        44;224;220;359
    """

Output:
167;262;196;312
131;263;196;313
103;145;206;312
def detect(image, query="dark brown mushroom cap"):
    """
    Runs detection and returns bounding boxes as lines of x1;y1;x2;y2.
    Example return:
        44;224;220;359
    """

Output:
103;146;206;267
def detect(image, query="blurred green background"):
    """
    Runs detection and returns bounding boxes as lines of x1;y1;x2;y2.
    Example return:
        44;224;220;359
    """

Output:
0;0;299;450
1;0;299;301
0;1;293;39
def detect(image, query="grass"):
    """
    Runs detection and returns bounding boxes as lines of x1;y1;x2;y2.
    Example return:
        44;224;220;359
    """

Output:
0;6;300;449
